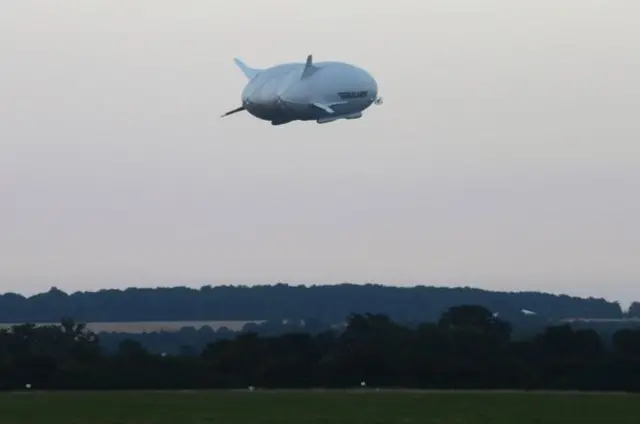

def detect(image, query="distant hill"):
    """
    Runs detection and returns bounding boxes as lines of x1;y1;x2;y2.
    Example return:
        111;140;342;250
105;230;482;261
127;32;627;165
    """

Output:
0;283;627;324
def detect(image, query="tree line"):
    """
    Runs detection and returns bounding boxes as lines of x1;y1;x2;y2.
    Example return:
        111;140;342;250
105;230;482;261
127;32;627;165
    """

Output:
0;284;630;323
95;314;639;356
2;305;640;391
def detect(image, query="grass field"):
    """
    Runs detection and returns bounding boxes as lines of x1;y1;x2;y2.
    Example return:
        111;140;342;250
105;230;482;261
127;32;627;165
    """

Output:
0;320;263;333
1;390;638;424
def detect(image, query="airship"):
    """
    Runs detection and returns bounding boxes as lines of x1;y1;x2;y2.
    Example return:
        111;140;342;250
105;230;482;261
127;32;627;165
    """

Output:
221;54;382;125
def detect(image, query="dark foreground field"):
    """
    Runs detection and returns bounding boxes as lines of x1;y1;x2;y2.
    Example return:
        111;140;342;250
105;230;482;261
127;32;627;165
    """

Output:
1;390;638;423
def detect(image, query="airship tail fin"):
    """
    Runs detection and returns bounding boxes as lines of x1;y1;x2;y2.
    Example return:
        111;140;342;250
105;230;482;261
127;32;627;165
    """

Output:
234;58;260;80
312;100;347;114
301;54;318;80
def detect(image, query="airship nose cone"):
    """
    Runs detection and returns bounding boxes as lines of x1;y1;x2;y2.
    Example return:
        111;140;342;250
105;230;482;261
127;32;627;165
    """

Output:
246;78;282;107
252;91;275;106
275;95;288;111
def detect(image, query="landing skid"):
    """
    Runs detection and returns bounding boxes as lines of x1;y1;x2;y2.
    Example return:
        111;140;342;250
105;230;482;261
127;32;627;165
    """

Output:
271;119;292;126
316;112;362;124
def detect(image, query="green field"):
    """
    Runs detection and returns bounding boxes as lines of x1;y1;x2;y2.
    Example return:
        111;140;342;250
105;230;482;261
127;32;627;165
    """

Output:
1;390;638;424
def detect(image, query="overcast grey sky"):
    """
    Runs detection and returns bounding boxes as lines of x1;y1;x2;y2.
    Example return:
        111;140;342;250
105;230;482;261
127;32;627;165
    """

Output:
1;1;639;304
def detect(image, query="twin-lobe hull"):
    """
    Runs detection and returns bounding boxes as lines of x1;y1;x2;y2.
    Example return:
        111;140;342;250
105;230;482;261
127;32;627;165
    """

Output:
221;55;382;125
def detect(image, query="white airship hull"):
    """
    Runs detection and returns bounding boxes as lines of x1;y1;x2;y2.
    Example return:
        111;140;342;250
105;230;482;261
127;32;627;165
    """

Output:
221;55;381;125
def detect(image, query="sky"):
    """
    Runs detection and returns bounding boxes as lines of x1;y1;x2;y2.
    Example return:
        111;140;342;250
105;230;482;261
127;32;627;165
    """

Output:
1;1;639;305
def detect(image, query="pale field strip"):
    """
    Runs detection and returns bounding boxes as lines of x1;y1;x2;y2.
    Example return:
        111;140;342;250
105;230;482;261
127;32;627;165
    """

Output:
0;320;265;333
